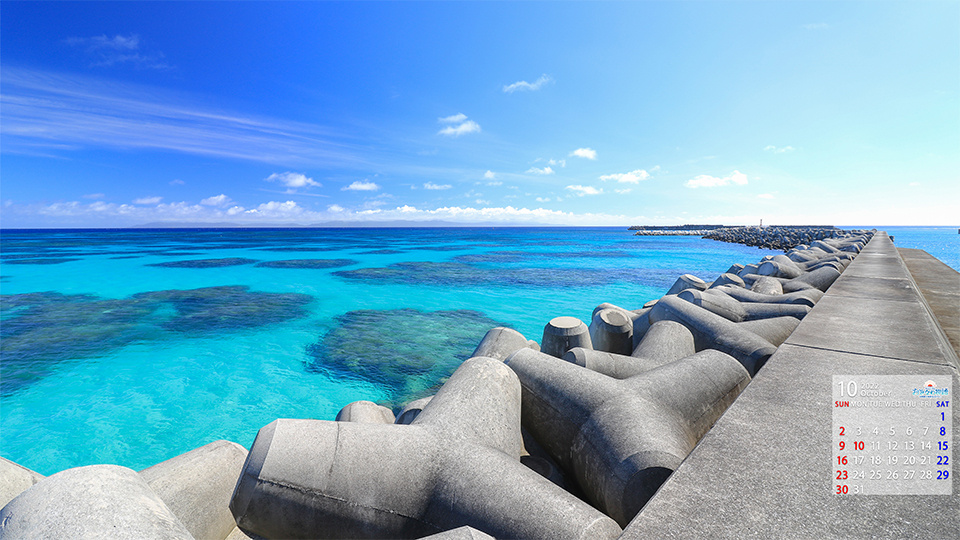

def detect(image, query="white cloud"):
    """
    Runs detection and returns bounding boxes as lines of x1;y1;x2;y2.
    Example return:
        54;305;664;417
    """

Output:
599;169;649;184
169;179;185;186
246;201;303;215
535;197;551;202
566;185;603;196
615;188;632;194
424;182;452;190
483;170;496;180
527;166;554;175
1;67;360;167
486;181;502;186
764;145;795;154
757;193;775;199
200;194;232;206
63;34;170;69
342;180;380;191
548;158;566;168
83;193;105;199
438;120;481;137
328;204;345;212
438;113;468;124
475;199;490;205
650;165;661;173
570;148;597;160
503;74;553;93
133;196;162;205
265;171;320;189
685;170;749;188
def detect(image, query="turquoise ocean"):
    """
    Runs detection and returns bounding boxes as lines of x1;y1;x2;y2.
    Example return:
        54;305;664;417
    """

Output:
1;226;956;475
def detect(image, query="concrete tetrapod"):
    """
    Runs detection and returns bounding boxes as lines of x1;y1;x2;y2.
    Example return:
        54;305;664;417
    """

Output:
678;290;811;322
505;347;750;527
0;457;44;509
336;400;396;424
0;465;194;540
541;316;592;358
665;274;708;295
395;396;434;425
417;526;496;540
564;321;696;379
229;356;621;540
470;327;538;362
648;295;778;375
140;439;248;540
708;284;822;307
589;308;634;355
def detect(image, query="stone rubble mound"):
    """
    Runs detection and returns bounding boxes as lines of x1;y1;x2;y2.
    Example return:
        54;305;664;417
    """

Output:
0;231;875;540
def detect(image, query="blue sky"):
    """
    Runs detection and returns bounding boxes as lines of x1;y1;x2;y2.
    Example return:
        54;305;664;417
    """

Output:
2;1;957;227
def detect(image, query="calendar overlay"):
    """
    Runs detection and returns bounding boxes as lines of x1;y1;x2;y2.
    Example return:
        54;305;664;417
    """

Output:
833;375;952;495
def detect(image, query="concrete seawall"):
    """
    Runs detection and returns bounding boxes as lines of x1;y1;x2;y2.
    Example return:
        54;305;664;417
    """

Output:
621;232;959;539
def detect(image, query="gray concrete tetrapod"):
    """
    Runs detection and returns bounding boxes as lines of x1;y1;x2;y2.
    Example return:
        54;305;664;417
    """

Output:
648;295;778;375
140;439;248;540
589;308;634;355
0;465;194;540
708;272;746;289
678;289;811;322
564;320;696;379
782;265;842;293
395;396;434;425
665;274;708;295
708;284;822;307
0;457;44;510
505;347;750;527
229;356;621;540
750;276;783;295
470;327;538;362
418;526;496;540
336;400;397;424
541;316;592;358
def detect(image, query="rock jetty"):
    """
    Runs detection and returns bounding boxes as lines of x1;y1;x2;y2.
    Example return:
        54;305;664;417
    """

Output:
702;225;867;251
630;224;724;236
0;231;875;539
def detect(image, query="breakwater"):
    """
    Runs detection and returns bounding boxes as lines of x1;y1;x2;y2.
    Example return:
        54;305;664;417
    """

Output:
630;224;724;236
0;231;875;539
703;225;867;251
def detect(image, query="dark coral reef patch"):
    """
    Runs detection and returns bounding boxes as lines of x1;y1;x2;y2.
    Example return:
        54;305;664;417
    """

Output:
306;308;504;409
147;258;258;268
0;286;312;395
255;259;357;269
333;261;641;288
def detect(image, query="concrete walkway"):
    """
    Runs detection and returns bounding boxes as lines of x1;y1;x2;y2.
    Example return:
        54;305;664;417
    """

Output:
621;232;958;539
899;247;960;359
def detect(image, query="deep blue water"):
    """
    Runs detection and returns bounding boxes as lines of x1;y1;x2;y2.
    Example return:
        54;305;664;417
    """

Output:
0;226;954;475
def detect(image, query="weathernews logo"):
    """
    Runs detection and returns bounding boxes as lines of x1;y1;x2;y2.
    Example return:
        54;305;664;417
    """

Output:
912;380;949;397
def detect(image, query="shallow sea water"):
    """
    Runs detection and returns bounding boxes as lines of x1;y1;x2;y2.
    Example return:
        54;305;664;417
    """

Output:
0;226;953;474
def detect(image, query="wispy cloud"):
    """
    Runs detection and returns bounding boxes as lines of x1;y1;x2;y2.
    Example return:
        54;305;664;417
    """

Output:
0;67;361;166
757;193;775;199
438;119;481;137
615;188;632;194
527;166;554;175
83;193;105;199
169;179;185;186
265;172;320;192
483;170;496;180
764;145;795;154
685;171;749;188
600;169;649;184
566;185;603;196
201;194;232;206
801;23;829;30
63;33;171;69
424;182;451;190
133;196;162;205
548;158;566;168
503;74;553;93
438;113;468;124
342;180;380;191
570;148;597;160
